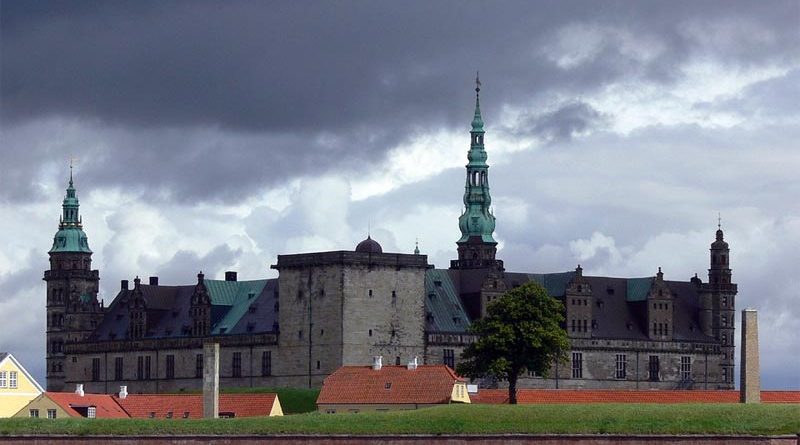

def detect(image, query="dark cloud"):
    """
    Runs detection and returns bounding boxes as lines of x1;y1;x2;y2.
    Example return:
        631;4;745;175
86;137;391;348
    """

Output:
514;100;610;143
2;0;798;203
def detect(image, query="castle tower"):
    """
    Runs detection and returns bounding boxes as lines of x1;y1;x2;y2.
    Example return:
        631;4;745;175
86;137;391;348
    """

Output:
451;75;502;271
43;169;103;391
704;222;737;388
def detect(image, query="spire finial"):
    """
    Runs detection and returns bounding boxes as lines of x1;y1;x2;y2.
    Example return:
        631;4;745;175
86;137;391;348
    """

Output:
718;212;722;230
69;156;78;187
414;237;420;255
475;71;481;95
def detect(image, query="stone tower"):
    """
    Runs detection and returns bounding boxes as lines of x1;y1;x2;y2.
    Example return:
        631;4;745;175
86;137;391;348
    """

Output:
701;223;737;388
43;170;103;391
451;75;503;272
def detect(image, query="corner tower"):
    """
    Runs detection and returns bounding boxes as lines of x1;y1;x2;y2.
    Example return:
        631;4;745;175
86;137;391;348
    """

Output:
451;75;502;271
43;169;102;391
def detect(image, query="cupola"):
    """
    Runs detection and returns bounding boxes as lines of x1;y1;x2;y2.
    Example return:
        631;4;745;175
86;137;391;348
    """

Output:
355;236;383;254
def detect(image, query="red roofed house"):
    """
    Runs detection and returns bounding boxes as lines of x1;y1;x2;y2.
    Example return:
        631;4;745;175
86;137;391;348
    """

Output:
317;357;470;413
14;385;128;419
114;391;283;418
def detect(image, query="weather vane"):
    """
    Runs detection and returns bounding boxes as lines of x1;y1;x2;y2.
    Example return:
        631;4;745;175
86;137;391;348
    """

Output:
475;71;481;93
718;212;722;230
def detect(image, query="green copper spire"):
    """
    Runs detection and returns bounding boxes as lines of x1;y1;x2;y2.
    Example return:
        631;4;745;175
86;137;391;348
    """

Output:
457;73;496;245
49;167;92;254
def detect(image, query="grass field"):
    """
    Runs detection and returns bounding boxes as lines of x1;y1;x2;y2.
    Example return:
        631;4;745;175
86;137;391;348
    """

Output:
0;403;798;436
219;387;320;414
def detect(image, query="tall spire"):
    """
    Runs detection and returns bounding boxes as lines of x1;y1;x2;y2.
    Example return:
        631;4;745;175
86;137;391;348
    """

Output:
49;167;92;253
453;75;500;270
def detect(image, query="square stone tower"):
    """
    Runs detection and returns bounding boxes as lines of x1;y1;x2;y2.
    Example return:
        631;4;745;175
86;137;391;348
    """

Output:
740;308;760;403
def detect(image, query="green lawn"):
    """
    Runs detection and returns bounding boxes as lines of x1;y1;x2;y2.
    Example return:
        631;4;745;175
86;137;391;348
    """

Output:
0;404;798;436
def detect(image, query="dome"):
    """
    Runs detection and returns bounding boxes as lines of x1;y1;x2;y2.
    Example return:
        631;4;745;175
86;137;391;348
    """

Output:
49;227;92;254
355;236;383;254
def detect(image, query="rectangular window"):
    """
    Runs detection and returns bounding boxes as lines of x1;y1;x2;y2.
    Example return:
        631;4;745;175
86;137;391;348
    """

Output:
443;349;455;369
9;371;17;389
166;354;175;380
137;356;144;380
196;354;203;378
91;358;101;382
681;356;692;381
0;371;6;387
29;409;39;418
87;406;96;418
261;351;272;376
648;355;660;381
722;367;728;383
721;315;727;327
232;352;242;378
47;409;57;419
145;356;151;380
615;354;627;379
115;357;123;381
572;352;583;378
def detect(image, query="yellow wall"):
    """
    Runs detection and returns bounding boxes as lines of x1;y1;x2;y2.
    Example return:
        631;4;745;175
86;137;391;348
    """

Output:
450;382;471;404
0;356;44;417
12;395;71;419
269;397;284;416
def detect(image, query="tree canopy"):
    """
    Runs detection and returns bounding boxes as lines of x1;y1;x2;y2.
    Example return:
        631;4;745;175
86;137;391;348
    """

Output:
456;281;570;404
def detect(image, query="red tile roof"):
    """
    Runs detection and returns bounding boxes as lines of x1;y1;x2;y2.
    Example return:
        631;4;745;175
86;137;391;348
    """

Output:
471;389;800;404
45;392;129;418
114;393;278;418
317;365;464;405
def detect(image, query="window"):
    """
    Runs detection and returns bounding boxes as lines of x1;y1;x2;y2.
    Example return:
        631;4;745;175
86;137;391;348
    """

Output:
166;354;175;380
232;352;242;377
87;406;96;418
137;356;144;380
722;295;727;307
571;319;576;333
9;371;17;389
262;351;272;376
47;409;57;419
196;354;203;378
368;289;373;297
114;357;123;381
395;356;400;365
391;290;397;307
145;356;151;380
722;367;728;383
29;409;39;418
681;356;692;381
91;358;101;382
572;352;583;378
722;333;727;346
443;349;455;369
648;355;660;381
0;371;6;387
615;354;627;379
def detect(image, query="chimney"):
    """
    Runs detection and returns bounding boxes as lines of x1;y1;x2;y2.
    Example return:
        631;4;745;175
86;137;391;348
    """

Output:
407;356;418;370
740;308;761;403
203;341;220;418
149;276;159;286
225;271;237;282
372;355;383;371
119;386;128;399
121;280;129;290
75;384;84;397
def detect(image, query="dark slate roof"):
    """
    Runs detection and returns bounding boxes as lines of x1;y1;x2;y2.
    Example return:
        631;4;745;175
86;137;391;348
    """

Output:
425;269;471;333
425;268;716;344
90;279;278;341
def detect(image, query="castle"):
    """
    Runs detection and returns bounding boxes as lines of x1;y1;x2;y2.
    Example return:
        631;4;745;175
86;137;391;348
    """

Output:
45;82;736;393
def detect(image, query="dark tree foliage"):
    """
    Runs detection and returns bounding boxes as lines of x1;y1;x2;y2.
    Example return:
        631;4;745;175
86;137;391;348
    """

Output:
456;281;569;404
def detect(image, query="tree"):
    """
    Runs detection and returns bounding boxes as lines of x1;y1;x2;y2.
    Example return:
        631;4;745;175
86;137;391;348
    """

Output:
456;281;569;404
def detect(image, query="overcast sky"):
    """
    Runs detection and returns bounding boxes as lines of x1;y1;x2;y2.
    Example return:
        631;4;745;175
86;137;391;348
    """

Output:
1;0;798;389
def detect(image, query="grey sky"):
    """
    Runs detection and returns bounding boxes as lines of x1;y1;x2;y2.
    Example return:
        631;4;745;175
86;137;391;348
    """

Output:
1;0;798;389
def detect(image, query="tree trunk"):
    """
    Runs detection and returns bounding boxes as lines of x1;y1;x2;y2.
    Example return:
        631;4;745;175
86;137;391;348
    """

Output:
508;371;518;404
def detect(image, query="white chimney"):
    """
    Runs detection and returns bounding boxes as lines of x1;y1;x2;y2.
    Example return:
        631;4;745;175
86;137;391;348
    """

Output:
119;386;128;399
372;355;383;370
75;384;84;397
407;356;418;370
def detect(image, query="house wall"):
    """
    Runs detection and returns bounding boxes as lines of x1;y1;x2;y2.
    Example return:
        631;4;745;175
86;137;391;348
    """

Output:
12;395;70;418
0;359;42;417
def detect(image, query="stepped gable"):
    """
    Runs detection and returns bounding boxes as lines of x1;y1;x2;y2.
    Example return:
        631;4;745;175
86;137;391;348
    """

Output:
90;278;277;340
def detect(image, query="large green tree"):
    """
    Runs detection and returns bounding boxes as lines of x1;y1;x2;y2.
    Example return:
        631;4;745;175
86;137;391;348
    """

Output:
456;281;570;404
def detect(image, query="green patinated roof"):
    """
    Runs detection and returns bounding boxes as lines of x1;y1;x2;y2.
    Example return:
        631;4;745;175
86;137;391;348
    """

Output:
425;270;471;333
206;279;269;334
49;227;92;253
527;272;576;297
626;277;654;302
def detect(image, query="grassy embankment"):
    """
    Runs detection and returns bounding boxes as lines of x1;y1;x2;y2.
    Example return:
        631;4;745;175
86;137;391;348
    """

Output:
218;386;319;414
0;403;798;436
